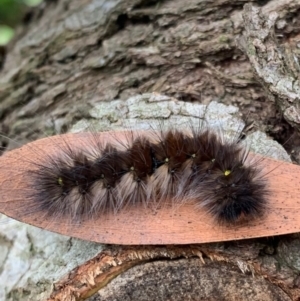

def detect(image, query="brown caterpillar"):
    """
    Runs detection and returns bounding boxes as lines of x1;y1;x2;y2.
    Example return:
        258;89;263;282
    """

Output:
19;125;267;225
1;119;300;245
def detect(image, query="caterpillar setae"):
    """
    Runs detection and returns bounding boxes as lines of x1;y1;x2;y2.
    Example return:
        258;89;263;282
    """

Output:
24;126;267;225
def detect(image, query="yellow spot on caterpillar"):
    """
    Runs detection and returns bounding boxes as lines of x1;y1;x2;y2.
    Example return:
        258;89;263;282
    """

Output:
191;154;196;158
57;177;64;186
224;170;231;176
130;166;135;171
211;158;215;162
165;158;169;163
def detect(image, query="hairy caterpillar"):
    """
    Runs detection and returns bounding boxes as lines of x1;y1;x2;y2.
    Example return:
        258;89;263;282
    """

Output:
0;99;298;244
24;126;267;224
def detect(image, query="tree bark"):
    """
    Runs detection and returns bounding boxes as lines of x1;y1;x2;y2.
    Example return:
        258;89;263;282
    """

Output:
0;0;300;301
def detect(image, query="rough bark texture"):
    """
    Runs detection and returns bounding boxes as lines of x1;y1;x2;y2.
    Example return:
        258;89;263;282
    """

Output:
47;244;300;301
0;0;300;301
0;0;299;147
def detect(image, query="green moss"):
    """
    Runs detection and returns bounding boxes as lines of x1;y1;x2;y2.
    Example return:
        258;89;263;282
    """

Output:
219;35;230;43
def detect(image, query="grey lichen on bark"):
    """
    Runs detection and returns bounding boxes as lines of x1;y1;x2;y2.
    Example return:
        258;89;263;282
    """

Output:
238;3;300;129
0;215;103;301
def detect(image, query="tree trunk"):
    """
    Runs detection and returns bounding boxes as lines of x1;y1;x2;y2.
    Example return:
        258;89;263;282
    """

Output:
0;0;300;300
